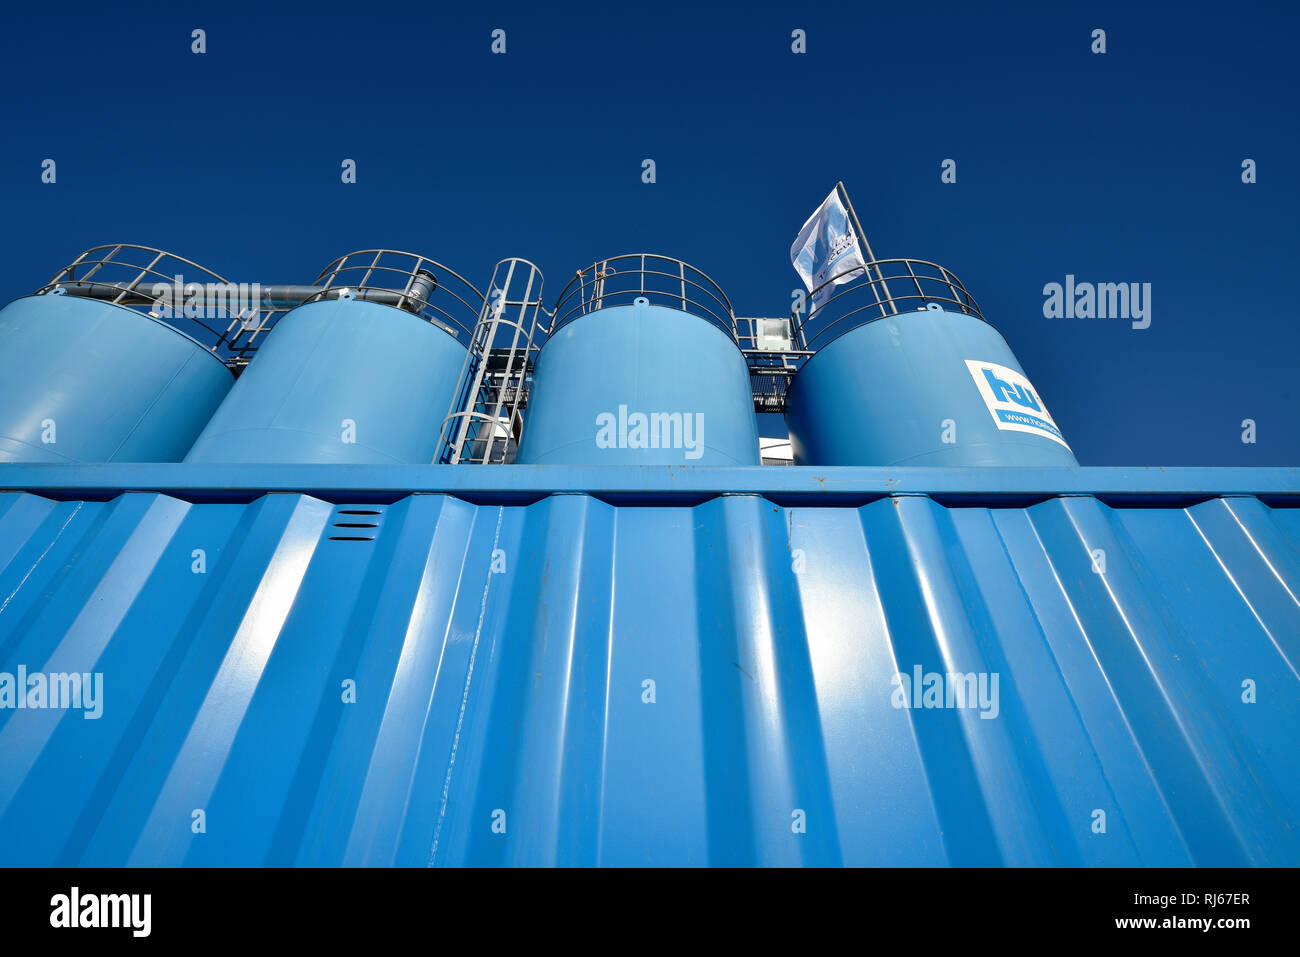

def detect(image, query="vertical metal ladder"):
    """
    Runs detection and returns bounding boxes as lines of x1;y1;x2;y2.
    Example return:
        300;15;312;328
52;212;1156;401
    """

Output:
439;258;544;464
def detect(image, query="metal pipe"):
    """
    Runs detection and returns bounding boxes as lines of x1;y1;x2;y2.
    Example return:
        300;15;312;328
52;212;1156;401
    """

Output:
836;181;897;315
51;281;417;310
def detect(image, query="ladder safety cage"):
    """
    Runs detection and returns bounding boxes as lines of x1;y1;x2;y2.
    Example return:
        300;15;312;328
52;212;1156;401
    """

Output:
439;258;545;464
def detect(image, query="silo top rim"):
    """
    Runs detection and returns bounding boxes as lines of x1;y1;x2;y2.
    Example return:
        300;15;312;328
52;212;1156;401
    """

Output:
793;257;987;352
34;244;251;366
304;249;488;347
548;253;739;345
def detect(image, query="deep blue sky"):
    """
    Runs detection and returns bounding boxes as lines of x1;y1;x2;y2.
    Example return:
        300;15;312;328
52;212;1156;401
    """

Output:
2;0;1296;465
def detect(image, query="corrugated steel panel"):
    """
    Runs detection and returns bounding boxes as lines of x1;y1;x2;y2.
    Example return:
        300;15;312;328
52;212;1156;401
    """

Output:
0;466;1297;866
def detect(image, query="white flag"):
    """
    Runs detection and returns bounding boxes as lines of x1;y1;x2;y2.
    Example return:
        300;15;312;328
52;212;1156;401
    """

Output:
790;187;868;309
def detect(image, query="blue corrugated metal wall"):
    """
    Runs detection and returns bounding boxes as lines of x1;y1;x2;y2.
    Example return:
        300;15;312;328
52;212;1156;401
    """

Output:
0;466;1296;866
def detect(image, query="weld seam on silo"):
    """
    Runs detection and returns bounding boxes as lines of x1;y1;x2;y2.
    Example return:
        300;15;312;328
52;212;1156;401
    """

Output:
103;350;206;462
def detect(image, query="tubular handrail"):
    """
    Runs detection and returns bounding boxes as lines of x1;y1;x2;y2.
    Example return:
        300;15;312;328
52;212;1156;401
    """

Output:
304;250;487;347
793;258;985;351
548;253;740;345
36;244;255;356
33;245;491;368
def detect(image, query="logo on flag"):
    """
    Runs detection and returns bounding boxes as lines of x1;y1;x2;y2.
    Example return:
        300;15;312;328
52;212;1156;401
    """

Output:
790;187;868;310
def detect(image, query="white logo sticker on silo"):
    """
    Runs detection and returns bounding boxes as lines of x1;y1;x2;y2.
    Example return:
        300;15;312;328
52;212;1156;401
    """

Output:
964;359;1071;450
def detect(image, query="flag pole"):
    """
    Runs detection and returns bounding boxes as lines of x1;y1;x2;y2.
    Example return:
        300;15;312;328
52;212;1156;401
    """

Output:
836;180;897;315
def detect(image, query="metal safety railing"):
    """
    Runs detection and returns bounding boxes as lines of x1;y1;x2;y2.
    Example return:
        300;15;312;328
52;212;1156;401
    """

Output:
439;258;545;464
301;250;486;349
36;244;262;358
793;258;984;351
33;246;986;422
547;253;742;345
34;245;489;371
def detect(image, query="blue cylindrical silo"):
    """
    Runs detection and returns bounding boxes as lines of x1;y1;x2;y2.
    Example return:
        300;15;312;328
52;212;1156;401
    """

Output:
517;299;759;466
785;304;1077;467
0;293;233;463
185;295;469;464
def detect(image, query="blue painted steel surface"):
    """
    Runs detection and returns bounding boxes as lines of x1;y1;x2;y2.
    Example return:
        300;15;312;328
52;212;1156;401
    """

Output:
0;296;233;463
785;308;1080;467
518;302;760;465
185;298;468;464
0;464;1296;866
0;463;1296;502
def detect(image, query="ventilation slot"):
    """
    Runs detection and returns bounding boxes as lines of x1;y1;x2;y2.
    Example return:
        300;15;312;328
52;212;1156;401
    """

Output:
329;506;384;542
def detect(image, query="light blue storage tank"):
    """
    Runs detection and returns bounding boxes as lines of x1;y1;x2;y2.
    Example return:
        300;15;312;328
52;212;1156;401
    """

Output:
517;298;760;466
185;295;470;464
0;293;233;463
785;303;1078;467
